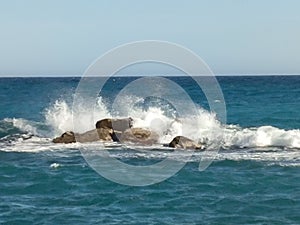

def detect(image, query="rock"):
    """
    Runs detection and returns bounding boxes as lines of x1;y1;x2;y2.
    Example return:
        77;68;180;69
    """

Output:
52;127;159;145
52;131;76;144
95;118;133;131
95;118;133;141
52;118;149;144
53;129;102;143
120;128;159;145
168;136;204;150
75;129;100;142
96;128;114;141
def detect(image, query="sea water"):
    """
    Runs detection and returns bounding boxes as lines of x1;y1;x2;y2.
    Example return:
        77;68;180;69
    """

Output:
0;76;300;224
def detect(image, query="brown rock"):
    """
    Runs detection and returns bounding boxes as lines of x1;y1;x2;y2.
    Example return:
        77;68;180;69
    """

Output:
95;118;133;131
53;118;163;145
96;128;114;141
120;128;159;145
75;129;100;142
95;118;133;141
52;131;76;144
53;129;101;143
168;136;204;150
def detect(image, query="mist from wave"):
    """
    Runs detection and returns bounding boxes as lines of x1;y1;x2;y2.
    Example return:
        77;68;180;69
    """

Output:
45;96;300;149
1;94;299;150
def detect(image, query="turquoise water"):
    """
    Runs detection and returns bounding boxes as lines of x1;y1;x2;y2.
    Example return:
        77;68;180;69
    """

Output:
0;76;300;224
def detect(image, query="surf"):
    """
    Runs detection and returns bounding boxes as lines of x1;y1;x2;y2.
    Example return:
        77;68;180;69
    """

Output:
1;95;300;152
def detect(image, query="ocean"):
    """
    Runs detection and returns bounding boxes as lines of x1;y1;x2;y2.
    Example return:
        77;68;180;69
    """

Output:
0;76;300;224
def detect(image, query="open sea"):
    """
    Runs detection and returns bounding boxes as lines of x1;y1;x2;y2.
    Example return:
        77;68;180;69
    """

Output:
0;76;300;224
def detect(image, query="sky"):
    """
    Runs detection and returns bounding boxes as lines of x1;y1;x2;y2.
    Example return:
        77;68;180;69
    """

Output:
0;0;300;76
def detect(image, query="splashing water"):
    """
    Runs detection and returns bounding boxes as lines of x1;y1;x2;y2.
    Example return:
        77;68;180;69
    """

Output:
41;95;300;149
1;94;300;167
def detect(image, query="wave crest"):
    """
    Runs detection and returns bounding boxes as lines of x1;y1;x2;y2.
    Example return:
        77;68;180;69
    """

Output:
2;95;300;150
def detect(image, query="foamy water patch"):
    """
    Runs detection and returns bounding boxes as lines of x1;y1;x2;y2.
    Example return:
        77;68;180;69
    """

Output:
1;132;300;168
0;135;79;153
4;118;39;135
4;95;300;155
223;125;300;149
214;148;300;167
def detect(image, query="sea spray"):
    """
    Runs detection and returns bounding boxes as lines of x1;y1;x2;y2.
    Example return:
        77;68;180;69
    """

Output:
2;93;300;150
42;95;300;149
44;100;74;135
223;125;300;148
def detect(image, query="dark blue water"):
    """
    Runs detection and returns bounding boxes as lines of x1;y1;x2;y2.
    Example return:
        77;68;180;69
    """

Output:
0;76;300;224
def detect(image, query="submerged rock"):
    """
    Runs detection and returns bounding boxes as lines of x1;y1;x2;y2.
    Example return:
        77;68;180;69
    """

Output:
168;136;205;150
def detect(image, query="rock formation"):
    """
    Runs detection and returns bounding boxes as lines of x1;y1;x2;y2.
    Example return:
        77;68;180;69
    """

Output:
95;118;133;141
52;118;134;143
52;129;101;143
75;129;99;142
120;127;159;145
52;118;206;150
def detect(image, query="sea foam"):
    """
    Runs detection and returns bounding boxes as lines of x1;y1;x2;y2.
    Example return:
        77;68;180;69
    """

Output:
2;95;300;152
42;96;300;149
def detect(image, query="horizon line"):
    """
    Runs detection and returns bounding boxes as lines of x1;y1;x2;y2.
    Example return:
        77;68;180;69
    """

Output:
0;73;300;78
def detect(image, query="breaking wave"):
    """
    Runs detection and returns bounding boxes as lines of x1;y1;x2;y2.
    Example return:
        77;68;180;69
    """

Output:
1;95;300;159
42;97;300;149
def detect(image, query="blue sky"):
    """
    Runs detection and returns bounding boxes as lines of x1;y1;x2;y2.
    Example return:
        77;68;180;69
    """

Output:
0;0;300;76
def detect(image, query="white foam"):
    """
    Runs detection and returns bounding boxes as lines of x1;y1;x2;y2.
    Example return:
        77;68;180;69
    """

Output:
4;118;38;135
44;97;112;135
223;125;300;149
2;94;300;161
44;100;74;135
214;149;300;167
38;96;300;149
1;132;299;167
50;163;60;168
